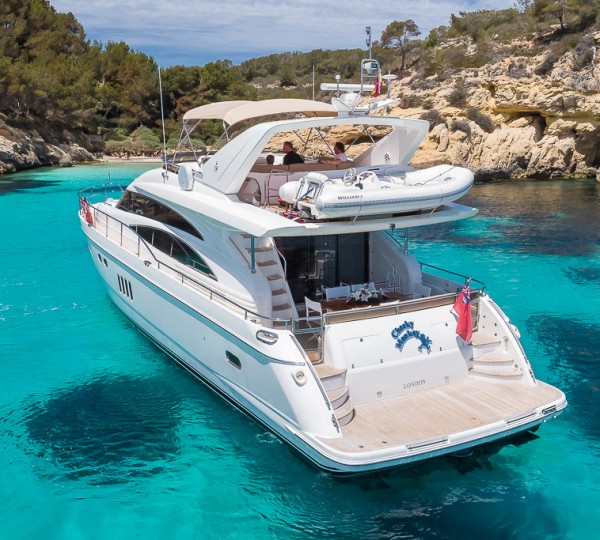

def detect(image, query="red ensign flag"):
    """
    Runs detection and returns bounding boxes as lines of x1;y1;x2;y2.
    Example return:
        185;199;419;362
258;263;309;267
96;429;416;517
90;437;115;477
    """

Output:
452;282;472;342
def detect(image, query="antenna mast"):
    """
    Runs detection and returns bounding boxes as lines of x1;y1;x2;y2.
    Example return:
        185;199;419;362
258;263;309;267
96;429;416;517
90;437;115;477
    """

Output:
365;26;372;58
158;67;168;175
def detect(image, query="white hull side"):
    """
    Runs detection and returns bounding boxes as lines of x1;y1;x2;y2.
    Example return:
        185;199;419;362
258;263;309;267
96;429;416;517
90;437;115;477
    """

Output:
83;228;341;443
81;213;566;474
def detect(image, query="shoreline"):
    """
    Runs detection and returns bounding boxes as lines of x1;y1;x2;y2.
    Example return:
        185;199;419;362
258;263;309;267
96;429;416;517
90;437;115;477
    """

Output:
99;155;163;164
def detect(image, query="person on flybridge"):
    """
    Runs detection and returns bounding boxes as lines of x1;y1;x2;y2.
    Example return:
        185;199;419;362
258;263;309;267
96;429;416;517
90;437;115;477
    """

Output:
318;142;349;164
282;141;304;165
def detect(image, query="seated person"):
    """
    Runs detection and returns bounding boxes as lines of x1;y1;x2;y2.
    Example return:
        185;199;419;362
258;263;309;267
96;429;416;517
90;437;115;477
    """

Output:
282;141;304;165
266;154;275;165
319;142;348;164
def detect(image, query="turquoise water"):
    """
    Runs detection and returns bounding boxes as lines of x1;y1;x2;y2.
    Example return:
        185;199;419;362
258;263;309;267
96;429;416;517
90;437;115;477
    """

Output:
1;165;599;539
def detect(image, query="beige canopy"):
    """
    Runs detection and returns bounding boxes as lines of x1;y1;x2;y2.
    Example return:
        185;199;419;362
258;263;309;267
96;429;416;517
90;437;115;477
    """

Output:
182;98;336;126
182;101;252;122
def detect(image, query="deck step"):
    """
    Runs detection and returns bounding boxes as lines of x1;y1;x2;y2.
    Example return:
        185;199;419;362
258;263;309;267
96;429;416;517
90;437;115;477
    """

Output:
271;288;287;296
334;397;355;426
313;362;346;382
307;350;322;363
469;366;523;381
327;386;349;409
473;353;514;366
257;259;278;267
267;274;283;281
272;303;292;312
245;246;272;252
470;331;502;347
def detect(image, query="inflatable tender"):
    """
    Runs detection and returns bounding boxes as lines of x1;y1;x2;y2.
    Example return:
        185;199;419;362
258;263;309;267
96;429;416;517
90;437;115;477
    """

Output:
278;164;474;219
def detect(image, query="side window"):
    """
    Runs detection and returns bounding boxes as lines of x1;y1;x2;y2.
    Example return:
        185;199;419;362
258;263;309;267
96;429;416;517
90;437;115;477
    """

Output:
134;226;216;280
151;229;175;256
117;191;203;240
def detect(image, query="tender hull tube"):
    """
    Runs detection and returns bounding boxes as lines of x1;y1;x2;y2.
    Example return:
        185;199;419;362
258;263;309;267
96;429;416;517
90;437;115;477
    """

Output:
279;165;474;219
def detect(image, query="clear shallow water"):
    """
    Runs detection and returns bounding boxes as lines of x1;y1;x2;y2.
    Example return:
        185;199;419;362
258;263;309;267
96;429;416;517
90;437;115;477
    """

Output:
1;165;599;539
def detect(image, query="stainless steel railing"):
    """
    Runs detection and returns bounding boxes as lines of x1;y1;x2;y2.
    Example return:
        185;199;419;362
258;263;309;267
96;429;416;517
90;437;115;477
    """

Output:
78;191;295;330
79;187;484;337
421;262;486;293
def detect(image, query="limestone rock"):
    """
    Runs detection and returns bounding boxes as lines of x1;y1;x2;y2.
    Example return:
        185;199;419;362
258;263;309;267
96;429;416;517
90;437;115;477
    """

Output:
0;123;95;174
58;154;73;167
386;46;600;179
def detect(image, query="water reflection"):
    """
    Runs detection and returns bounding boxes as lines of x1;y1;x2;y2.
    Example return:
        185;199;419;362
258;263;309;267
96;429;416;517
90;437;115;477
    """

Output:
0;177;60;195
24;375;182;484
529;314;600;440
564;266;600;286
415;180;600;256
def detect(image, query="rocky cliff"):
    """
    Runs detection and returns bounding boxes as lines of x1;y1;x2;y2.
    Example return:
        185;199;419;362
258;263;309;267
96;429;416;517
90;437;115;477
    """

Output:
384;32;600;180
0;118;96;174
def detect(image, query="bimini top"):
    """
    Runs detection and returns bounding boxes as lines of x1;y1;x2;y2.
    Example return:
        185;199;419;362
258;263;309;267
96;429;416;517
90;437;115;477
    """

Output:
182;99;337;127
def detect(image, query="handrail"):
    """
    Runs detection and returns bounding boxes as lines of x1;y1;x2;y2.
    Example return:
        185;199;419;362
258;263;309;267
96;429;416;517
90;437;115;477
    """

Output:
79;182;127;204
420;262;486;292
78;193;294;329
384;230;486;292
322;290;482;325
262;168;289;208
273;241;287;279
79;186;485;337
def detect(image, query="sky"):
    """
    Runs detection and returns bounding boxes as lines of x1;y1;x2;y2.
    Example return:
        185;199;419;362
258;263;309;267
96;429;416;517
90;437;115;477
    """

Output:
50;0;515;67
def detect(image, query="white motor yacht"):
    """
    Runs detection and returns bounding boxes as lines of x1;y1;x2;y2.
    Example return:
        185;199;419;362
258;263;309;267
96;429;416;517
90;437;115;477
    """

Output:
79;92;566;473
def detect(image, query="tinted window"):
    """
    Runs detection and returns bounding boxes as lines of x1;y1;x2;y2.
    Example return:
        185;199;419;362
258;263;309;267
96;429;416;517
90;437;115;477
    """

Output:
117;191;203;240
134;226;216;279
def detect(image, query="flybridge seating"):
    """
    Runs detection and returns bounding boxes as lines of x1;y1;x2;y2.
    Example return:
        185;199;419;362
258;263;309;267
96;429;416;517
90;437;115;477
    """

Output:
243;160;357;207
250;160;355;174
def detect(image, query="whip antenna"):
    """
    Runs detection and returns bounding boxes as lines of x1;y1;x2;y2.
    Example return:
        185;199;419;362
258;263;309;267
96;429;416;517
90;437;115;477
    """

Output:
158;66;168;176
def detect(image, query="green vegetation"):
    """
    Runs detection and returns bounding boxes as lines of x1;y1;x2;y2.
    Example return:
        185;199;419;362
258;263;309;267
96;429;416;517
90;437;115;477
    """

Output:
448;81;469;107
381;20;421;71
419;109;445;131
466;107;495;133
2;0;600;154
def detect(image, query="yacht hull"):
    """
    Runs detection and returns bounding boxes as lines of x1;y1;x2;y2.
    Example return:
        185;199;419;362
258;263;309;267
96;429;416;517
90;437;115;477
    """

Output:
83;223;566;474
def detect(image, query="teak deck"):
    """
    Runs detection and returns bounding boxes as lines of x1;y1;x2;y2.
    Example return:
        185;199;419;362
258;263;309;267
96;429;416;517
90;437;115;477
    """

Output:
317;378;563;453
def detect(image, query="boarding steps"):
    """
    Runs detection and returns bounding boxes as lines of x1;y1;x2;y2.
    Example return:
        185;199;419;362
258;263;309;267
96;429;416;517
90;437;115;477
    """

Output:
236;234;297;320
468;331;523;382
311;357;355;427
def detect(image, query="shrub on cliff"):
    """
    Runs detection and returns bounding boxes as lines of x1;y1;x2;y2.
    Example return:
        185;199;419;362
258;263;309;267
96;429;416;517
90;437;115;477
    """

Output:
572;35;596;71
448;82;468;107
420;109;444;130
449;118;472;138
535;51;560;75
466;107;495;133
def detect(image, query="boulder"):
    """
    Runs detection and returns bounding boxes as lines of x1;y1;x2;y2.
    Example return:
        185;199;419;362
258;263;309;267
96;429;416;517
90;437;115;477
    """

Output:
58;154;73;167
